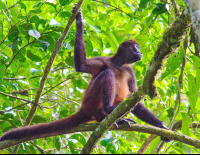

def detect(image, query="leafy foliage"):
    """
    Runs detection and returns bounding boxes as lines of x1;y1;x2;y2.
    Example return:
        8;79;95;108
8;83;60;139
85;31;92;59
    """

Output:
0;0;199;154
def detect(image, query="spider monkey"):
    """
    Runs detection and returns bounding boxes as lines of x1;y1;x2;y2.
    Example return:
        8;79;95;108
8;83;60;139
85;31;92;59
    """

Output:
0;6;170;142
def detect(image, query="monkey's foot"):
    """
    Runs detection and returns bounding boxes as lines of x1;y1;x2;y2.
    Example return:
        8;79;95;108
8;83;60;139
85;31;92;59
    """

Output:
114;118;136;128
161;136;171;142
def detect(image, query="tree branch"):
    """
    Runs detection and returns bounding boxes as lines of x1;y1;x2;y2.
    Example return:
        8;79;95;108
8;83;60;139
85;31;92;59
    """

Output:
0;123;200;150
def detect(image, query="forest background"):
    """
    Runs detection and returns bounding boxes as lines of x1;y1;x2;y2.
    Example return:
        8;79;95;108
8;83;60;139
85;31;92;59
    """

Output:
0;0;200;154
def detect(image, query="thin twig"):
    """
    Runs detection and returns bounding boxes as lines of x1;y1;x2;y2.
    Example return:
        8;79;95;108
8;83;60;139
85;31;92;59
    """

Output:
5;39;36;70
0;0;21;15
42;75;77;96
0;91;37;105
171;0;180;15
92;0;142;25
3;75;41;80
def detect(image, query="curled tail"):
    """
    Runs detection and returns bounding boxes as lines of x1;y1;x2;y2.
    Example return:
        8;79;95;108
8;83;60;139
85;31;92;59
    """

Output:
0;109;91;141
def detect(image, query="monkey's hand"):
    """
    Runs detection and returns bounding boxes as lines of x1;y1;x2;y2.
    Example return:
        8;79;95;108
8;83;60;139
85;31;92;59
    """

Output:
72;4;83;25
72;4;82;14
114;118;136;128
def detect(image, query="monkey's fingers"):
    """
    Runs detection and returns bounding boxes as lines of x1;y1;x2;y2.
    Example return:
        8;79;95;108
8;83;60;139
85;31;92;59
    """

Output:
72;4;82;13
126;118;137;124
116;118;132;128
114;122;119;128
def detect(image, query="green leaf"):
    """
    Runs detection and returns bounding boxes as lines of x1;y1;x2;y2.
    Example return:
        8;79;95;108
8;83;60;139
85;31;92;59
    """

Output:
49;18;65;26
150;136;160;152
105;30;119;52
59;109;69;118
39;40;50;51
32;115;47;123
0;1;5;9
68;140;79;154
68;133;86;145
30;16;40;24
8;25;19;42
0;58;5;78
161;49;183;79
100;136;113;147
85;39;93;56
188;74;198;109
0;44;13;57
10;42;17;50
19;2;26;11
28;30;40;39
166;107;174;117
30;68;39;75
59;11;71;18
59;0;69;6
171;145;184;154
100;139;110;147
44;2;57;10
106;143;116;154
33;2;42;8
152;3;168;15
54;137;61;151
181;113;191;136
3;113;15;120
86;20;101;34
27;50;40;62
139;0;151;8
30;9;42;14
192;55;200;89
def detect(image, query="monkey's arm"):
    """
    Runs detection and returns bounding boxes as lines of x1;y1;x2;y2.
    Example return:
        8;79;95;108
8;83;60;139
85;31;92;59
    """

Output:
73;7;102;75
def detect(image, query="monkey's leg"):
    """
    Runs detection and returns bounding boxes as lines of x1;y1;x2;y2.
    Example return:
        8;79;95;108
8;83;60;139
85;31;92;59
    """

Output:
131;102;171;142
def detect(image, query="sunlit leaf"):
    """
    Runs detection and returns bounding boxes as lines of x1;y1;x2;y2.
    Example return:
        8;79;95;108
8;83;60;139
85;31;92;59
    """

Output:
28;30;41;39
0;45;13;57
182;113;191;136
54;137;61;151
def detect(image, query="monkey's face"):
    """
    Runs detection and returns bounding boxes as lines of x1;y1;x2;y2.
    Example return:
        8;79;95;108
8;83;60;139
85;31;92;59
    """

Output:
126;43;142;64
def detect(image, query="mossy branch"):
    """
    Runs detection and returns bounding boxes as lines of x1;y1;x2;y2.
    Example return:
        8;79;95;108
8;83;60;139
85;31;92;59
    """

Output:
1;123;200;150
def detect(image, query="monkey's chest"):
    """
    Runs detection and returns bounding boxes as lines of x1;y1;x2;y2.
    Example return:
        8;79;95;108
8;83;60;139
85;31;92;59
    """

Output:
114;75;131;104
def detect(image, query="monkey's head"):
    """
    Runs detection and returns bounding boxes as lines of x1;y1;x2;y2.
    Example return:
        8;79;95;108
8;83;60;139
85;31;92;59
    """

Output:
117;39;142;64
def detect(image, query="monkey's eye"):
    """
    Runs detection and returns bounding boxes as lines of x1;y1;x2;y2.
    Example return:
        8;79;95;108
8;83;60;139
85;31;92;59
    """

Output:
133;44;140;52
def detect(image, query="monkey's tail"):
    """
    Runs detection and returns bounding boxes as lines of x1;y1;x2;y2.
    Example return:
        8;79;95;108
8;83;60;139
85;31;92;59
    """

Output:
0;109;91;141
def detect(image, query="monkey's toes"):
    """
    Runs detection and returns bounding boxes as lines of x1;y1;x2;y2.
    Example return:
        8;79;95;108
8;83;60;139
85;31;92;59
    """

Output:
161;136;171;142
115;118;136;128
